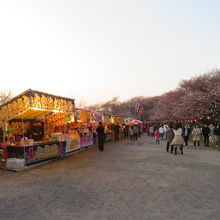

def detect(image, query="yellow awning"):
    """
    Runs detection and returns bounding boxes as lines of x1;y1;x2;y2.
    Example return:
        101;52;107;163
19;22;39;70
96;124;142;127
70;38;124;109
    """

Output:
10;108;52;120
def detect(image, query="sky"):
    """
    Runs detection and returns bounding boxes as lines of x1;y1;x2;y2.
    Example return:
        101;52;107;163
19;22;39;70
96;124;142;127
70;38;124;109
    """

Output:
0;0;220;105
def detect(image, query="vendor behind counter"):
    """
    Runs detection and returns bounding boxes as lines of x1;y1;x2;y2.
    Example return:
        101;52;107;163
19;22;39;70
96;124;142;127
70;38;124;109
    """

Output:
29;122;44;141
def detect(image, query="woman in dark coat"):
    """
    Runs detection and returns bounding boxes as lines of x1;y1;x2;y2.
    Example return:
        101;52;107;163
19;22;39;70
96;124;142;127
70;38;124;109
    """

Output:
166;125;175;152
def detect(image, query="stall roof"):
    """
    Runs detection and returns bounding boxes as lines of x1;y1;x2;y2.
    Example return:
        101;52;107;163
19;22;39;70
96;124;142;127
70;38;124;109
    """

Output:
0;89;75;108
0;89;75;121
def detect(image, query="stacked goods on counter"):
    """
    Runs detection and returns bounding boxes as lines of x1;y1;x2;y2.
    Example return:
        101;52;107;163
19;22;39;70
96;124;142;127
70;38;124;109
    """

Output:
10;121;30;136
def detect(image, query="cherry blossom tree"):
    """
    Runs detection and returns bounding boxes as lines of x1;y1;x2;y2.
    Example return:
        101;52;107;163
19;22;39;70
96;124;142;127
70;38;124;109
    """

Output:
87;69;220;121
0;90;12;105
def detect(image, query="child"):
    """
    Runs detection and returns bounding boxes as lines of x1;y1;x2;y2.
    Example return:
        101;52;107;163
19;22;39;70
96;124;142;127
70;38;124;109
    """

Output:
154;130;160;144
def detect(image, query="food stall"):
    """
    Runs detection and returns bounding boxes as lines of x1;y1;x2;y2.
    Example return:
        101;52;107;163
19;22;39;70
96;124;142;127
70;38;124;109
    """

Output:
101;114;113;141
0;89;75;166
110;115;124;140
74;109;94;148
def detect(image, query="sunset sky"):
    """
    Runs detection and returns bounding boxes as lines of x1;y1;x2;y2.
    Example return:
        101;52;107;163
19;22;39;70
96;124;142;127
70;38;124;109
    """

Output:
0;0;219;105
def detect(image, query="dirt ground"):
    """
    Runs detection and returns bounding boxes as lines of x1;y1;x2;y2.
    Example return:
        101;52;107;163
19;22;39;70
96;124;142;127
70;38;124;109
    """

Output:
0;135;220;220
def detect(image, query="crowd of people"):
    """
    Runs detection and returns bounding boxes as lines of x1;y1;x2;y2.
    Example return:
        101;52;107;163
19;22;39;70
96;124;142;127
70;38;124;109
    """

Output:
123;124;143;141
96;122;220;154
146;123;220;155
96;123;144;152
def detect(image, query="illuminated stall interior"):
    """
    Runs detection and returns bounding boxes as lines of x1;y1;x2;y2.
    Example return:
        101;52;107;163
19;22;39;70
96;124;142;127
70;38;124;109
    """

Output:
74;109;92;134
0;89;75;145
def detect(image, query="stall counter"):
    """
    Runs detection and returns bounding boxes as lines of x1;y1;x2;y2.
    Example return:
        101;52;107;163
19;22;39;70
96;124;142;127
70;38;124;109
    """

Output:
7;141;66;166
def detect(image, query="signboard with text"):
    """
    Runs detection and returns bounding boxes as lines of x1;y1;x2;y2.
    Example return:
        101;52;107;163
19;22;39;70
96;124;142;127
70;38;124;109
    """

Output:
80;134;93;148
24;141;66;165
66;139;81;153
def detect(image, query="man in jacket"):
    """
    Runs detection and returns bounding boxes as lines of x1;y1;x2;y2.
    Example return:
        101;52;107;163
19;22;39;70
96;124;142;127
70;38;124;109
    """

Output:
133;126;138;140
182;124;191;147
202;124;210;147
96;122;105;151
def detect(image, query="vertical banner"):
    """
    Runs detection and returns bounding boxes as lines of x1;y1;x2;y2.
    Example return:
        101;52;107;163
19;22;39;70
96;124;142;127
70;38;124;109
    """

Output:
95;113;102;122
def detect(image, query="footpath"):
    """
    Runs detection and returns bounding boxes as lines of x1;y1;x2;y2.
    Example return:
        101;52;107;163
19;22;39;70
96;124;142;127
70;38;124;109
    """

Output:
0;134;220;220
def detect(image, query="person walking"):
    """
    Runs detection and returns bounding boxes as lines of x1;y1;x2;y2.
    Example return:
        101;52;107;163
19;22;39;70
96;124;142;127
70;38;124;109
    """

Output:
182;124;191;147
123;125;129;139
163;124;169;140
209;123;215;136
133;125;138;141
159;126;164;140
171;124;184;155
213;125;220;147
114;124;120;140
166;125;175;152
202;124;210;147
149;126;154;137
146;125;150;136
154;130;160;144
129;126;134;140
96;122;105;151
192;125;202;148
138;125;142;138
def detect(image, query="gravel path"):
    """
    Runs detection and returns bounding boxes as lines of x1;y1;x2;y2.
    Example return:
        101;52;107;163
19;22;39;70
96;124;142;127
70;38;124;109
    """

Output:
0;135;220;220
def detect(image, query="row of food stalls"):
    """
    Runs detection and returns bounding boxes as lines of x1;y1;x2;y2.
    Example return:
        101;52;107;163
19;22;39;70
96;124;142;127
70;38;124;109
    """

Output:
0;89;133;169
